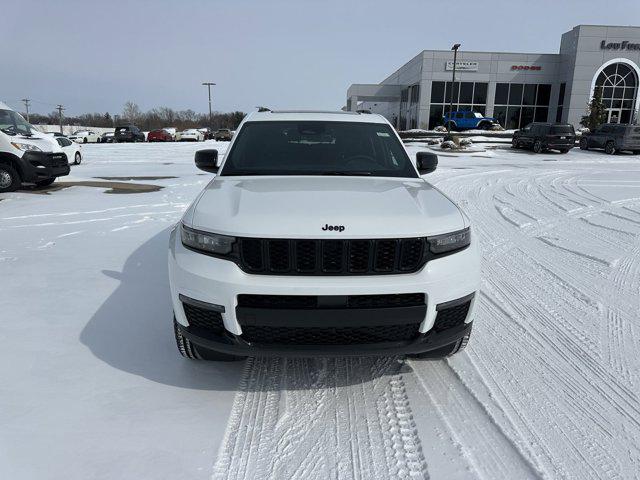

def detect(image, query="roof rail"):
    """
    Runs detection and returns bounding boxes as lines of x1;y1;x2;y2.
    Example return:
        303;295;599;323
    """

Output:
270;110;360;115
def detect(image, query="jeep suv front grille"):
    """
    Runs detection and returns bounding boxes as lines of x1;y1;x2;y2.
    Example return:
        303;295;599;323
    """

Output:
238;238;427;275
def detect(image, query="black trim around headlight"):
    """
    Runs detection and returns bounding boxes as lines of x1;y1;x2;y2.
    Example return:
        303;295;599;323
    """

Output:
180;224;236;255
427;228;471;255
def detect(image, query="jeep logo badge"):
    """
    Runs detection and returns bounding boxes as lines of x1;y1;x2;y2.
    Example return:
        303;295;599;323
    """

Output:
322;224;345;232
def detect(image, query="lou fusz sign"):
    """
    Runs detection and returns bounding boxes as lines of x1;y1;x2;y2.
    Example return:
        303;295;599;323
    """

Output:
600;40;640;51
446;61;479;71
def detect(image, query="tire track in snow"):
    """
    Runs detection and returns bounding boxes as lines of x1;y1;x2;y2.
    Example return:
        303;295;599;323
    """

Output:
430;157;640;478
212;357;428;480
410;359;542;480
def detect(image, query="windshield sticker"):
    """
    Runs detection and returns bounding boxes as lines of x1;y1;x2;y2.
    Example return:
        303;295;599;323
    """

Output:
376;132;390;137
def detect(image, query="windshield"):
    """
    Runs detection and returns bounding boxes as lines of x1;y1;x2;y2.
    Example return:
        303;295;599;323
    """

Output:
0;109;36;136
220;121;417;178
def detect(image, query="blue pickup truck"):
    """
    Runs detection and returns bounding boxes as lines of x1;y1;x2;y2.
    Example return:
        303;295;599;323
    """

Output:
443;111;498;130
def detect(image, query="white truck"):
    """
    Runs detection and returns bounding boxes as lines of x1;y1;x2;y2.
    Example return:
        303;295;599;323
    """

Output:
0;102;70;192
168;110;480;360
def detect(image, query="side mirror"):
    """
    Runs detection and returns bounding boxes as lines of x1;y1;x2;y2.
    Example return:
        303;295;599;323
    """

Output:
416;151;438;175
195;149;219;173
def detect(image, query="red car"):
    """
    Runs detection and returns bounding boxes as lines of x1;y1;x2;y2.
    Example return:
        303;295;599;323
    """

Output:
147;129;173;142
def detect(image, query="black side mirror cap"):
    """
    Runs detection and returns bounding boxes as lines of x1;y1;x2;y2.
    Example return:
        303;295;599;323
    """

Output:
195;149;219;173
416;151;438;175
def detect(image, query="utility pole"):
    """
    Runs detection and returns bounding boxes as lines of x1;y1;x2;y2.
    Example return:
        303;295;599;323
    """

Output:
21;98;31;122
56;104;65;134
202;82;216;131
447;43;461;138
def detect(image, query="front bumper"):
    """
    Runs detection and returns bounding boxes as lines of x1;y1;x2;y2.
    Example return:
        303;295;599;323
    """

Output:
168;226;481;355
19;151;70;183
177;315;472;357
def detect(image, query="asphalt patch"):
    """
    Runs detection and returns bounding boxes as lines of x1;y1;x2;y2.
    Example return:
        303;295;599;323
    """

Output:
24;181;163;195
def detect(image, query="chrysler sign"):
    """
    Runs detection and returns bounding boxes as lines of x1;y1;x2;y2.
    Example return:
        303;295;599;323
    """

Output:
600;40;640;51
446;61;479;71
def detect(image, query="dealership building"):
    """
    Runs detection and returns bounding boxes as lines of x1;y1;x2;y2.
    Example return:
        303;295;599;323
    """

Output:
346;25;640;130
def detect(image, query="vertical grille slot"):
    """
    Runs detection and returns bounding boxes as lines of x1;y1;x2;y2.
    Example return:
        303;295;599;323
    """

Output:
322;240;344;273
348;240;371;273
374;240;398;272
240;239;264;272
267;240;290;272
295;240;317;273
399;239;424;271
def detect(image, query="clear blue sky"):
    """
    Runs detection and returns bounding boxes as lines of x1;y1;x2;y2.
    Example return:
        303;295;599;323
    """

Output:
3;0;639;116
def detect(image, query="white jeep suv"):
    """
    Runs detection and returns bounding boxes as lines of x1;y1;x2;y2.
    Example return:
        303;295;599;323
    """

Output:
168;110;480;360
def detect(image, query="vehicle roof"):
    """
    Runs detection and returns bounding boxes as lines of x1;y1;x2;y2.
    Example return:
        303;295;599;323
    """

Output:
244;110;388;124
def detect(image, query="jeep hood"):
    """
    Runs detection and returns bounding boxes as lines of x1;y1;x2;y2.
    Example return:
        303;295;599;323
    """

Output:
188;176;465;238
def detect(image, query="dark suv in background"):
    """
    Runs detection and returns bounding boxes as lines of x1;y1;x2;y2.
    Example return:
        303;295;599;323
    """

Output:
580;124;640;155
114;125;145;143
512;123;576;153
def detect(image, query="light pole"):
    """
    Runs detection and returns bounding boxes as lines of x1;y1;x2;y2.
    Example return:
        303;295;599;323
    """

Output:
447;43;461;138
202;82;216;131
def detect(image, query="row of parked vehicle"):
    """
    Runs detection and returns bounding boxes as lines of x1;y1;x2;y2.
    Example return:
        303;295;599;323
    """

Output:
61;126;234;144
511;122;640;154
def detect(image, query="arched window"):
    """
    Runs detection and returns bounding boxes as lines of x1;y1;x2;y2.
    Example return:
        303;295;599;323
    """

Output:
594;62;638;124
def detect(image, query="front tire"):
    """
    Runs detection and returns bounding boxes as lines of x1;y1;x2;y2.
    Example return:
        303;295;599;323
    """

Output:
74;152;82;165
511;138;520;149
0;164;21;193
605;141;616;155
533;140;543;153
173;317;242;361
83;137;88;144
580;138;589;150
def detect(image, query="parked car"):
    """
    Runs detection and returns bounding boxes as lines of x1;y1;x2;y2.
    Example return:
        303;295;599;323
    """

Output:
198;128;211;139
0;101;69;192
114;125;145;143
179;129;204;142
512;122;576;153
214;128;233;141
169;110;480;360
55;136;82;165
100;132;115;143
148;129;174;142
69;130;100;143
580;123;640;155
47;132;66;137
443;111;498;130
162;127;177;140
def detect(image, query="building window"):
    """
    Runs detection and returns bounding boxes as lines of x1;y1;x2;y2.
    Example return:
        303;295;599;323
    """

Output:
594;63;638;124
428;81;488;129
556;82;566;122
494;83;551;129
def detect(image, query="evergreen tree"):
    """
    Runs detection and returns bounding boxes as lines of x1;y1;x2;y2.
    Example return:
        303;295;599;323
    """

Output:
580;87;607;131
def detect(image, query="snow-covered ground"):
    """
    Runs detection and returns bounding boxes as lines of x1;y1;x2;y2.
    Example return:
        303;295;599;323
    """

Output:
1;142;639;479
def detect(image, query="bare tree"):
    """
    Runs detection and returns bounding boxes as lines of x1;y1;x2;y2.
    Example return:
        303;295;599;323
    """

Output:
122;101;141;124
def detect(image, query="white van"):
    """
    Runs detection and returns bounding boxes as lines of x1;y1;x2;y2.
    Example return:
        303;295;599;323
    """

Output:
0;101;70;193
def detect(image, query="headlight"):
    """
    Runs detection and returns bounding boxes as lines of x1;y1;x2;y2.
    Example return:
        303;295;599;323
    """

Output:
427;227;471;254
181;224;235;255
11;142;42;152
